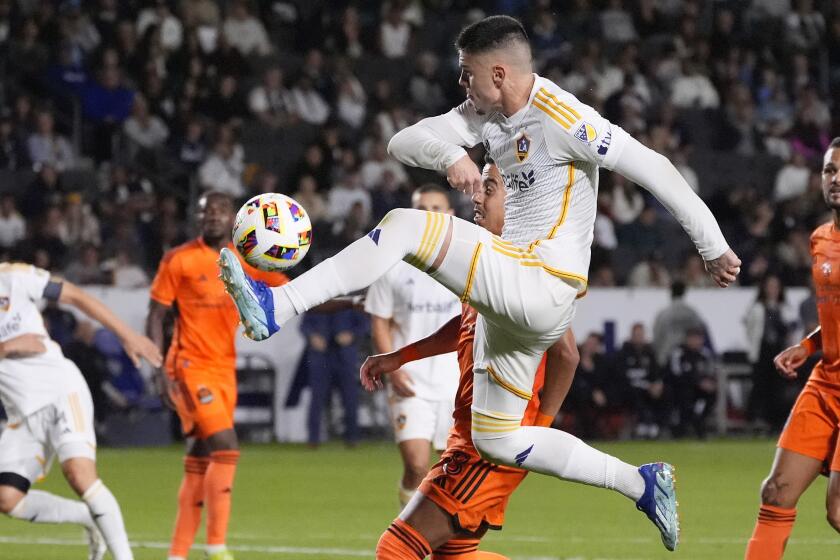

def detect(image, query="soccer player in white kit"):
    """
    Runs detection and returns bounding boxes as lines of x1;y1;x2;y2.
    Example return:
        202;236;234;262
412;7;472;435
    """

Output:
219;15;741;551
0;263;162;560
365;185;461;508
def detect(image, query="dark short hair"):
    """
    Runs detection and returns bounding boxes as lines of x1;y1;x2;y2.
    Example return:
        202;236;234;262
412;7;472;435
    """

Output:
671;280;686;299
199;190;234;209
414;183;449;197
455;15;529;54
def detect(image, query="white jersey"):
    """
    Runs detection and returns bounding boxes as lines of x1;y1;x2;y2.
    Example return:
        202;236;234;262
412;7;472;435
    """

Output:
365;261;460;401
0;264;86;419
388;74;729;294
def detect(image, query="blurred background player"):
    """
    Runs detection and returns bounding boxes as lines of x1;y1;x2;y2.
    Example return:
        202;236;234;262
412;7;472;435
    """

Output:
0;263;162;560
363;159;579;559
745;137;840;559
365;184;461;508
146;192;287;560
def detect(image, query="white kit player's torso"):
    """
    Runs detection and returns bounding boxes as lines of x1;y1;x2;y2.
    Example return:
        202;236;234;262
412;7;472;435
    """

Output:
366;261;460;448
0;264;96;482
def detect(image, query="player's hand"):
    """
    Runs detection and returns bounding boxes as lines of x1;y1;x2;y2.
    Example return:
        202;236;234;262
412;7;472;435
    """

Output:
121;333;164;368
360;352;403;392
446;155;482;195
773;345;809;380
0;334;47;359
388;369;416;397
705;249;742;288
154;372;177;410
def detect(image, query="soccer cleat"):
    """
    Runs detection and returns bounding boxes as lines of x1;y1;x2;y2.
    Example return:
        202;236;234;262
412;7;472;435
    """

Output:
206;549;235;560
218;248;279;341
85;526;107;560
636;462;680;551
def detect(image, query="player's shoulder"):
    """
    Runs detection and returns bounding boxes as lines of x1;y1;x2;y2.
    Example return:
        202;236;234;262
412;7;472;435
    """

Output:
811;222;835;243
161;239;203;265
532;75;600;140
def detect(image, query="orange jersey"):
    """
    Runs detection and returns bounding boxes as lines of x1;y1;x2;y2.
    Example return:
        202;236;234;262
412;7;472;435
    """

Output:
448;304;546;454
150;238;287;375
808;223;840;394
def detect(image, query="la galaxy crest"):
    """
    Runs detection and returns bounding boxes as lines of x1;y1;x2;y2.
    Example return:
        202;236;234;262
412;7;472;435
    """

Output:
514;131;531;162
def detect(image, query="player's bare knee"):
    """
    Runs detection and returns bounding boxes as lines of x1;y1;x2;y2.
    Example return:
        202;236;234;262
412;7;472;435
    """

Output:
761;475;795;508
827;507;840;533
404;462;427;487
61;459;98;496
0;485;23;514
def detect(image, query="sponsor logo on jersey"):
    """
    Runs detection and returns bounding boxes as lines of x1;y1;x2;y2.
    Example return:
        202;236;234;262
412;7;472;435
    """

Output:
196;386;214;405
0;312;22;338
597;131;612;155
823;262;832;277
367;228;382;246
574;122;597;144
503;170;536;192
514;131;531;162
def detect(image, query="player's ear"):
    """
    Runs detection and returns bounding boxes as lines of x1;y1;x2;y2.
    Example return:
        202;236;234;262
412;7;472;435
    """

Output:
492;64;505;88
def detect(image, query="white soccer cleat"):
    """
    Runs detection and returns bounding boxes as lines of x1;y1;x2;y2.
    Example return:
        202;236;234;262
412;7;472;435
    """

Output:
85;525;107;560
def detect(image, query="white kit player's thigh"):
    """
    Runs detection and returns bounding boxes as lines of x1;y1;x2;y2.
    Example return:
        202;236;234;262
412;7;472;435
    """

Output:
431;399;455;452
0;408;53;483
389;396;437;444
48;388;97;463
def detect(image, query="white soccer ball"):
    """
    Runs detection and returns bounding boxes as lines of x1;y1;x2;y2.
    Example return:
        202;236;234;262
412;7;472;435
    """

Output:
232;193;312;271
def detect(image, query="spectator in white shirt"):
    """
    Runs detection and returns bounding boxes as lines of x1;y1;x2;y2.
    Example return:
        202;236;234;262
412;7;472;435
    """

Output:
248;66;294;128
286;76;330;126
27;109;76;171
327;170;371;231
198;126;245;197
223;0;272;57
774;151;811;202
123;94;169;153
0;194;25;248
379;4;412;58
336;74;367;130
136;0;182;51
360;140;407;190
670;59;720;109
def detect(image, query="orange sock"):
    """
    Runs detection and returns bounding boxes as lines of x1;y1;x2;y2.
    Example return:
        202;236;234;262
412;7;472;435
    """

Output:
205;450;239;547
745;505;796;559
376;518;432;559
432;538;479;558
169;456;209;557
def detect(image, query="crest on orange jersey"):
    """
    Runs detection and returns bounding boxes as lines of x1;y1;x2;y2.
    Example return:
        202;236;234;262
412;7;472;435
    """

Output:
823;262;832;277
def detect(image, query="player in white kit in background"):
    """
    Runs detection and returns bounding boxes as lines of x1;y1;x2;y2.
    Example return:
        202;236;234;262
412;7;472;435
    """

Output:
365;185;461;508
0;263;162;560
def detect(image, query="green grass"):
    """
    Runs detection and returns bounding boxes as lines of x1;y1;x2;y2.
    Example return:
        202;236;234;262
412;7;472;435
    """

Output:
0;439;837;559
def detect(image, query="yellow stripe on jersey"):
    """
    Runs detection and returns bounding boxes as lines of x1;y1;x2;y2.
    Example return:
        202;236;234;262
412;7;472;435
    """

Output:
417;212;442;268
532;99;573;130
539;89;582;120
487;366;533;400
549;163;575;238
472;408;524;421
407;212;436;269
460;242;483;303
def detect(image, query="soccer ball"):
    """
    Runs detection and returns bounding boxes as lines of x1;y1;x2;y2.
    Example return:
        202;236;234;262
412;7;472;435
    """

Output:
232;193;312;271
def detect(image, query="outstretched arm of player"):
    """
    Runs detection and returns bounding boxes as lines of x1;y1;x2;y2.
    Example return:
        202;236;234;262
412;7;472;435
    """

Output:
774;327;821;379
0;333;47;359
146;299;176;408
536;329;579;427
609;137;741;287
388;103;484;194
361;314;461;392
370;314;415;397
57;281;163;368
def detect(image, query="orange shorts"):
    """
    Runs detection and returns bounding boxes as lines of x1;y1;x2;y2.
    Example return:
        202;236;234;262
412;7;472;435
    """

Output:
168;368;237;439
418;447;527;533
778;384;840;473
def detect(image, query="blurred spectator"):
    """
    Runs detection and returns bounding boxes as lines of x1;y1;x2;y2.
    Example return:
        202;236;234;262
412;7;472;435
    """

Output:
670;59;720;109
566;333;616;439
627;251;672;288
286;77;330;127
652;281;706;366
360;139;407;191
0;194;25;248
105;249;149;288
199;74;247;127
774;152;811;202
136;0;183;51
64;243;107;284
682;254;716;288
175;117;207;169
8;17;49;78
28;206;69;269
292;175;326;224
21;164;64;220
379;4;412;59
600;0;638;44
0;112;29;170
335;6;365;59
223;0;272;57
744;274;795;431
292;144;331;193
248;66;294;129
182;0;221;29
616;323;665;439
123;94;169;154
336;73;367;130
59;192;100;247
610;176;644;225
783;0;825;52
408;52;446;115
198;126;245;197
619;205;665;260
27;109;76;171
666;327;716;439
327;171;372;231
59;0;101;58
81;65;135;161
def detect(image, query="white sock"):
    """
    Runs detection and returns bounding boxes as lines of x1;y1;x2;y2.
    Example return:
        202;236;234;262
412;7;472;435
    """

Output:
167;557;186;560
207;544;228;554
475;426;646;501
82;480;133;560
271;209;435;326
8;490;94;527
398;483;416;508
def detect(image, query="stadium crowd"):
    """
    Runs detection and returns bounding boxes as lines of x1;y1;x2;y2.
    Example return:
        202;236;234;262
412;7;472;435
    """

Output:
0;0;835;439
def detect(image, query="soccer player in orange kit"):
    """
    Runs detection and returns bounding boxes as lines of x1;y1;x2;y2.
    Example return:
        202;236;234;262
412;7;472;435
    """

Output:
745;137;840;559
362;159;579;559
147;192;287;560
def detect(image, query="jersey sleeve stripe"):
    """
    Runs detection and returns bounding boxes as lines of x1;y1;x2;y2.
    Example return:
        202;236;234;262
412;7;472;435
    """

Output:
406;211;436;269
460;242;483;304
539;88;583;119
548;163;575;239
535;92;577;124
532;99;573;130
486;366;533;400
420;212;446;268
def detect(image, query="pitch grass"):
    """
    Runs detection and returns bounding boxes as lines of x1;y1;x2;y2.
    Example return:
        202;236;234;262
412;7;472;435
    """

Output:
0;439;838;559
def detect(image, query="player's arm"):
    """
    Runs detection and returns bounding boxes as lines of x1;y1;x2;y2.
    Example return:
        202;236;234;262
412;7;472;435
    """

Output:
774;326;821;380
536;329;579;427
145;299;176;407
388;101;485;193
0;334;47;359
370;313;417;397
58;280;163;367
360;315;461;392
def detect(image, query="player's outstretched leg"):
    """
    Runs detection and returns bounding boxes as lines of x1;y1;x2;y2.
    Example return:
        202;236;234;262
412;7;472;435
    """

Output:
220;209;471;340
636;462;680;551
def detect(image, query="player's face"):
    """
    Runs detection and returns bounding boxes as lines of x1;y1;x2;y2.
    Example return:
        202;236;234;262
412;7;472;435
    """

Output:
198;195;234;240
822;147;840;210
458;51;501;114
473;164;506;235
412;191;452;214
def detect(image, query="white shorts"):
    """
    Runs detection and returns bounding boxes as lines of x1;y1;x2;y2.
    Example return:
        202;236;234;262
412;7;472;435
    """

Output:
389;396;454;451
0;388;97;483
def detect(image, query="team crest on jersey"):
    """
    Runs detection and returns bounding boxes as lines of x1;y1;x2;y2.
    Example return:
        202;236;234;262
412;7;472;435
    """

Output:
823;262;832;277
574;122;598;144
196;386;214;405
514;131;531;162
0;297;9;311
395;414;406;430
